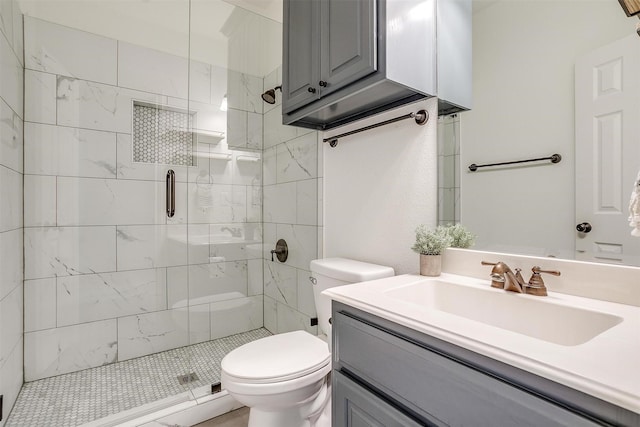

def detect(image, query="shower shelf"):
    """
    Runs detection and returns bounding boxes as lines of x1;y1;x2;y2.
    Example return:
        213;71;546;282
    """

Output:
236;155;260;163
207;153;232;161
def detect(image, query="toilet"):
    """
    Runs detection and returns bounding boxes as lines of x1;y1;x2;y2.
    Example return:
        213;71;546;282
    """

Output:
220;258;394;427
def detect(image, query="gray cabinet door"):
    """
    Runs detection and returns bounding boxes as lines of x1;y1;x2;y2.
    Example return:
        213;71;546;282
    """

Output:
320;0;377;97
282;0;321;113
333;371;427;427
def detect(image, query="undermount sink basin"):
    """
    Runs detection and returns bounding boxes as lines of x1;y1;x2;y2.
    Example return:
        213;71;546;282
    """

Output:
383;280;623;346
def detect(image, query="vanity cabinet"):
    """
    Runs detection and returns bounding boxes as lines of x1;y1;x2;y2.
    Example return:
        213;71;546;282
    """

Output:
332;302;640;427
282;0;472;130
334;371;423;427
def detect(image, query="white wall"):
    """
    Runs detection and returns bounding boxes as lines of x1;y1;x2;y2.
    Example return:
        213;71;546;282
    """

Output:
261;66;322;335
323;98;439;275
0;0;23;424
18;0;194;59
460;0;631;257
17;0;282;76
225;0;283;23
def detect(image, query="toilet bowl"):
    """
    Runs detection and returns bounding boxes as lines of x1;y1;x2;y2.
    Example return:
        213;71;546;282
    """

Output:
221;331;331;427
220;258;394;427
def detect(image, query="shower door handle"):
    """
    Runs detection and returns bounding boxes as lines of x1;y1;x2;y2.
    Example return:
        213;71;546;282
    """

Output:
166;170;175;218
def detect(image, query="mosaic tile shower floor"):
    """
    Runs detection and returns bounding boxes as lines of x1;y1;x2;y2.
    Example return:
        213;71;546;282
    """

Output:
6;328;271;427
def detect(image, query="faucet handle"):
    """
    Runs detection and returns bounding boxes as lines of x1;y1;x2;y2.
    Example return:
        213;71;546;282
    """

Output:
532;266;561;276
270;239;289;263
525;266;561;297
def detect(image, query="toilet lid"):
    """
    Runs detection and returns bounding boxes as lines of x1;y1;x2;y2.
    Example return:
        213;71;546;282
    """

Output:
222;331;331;383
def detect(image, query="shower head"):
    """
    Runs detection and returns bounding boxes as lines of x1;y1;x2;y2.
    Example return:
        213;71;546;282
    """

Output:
261;85;282;104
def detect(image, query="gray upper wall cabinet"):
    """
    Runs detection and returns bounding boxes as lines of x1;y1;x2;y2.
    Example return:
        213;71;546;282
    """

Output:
282;0;320;111
282;0;377;112
319;0;377;98
282;0;472;131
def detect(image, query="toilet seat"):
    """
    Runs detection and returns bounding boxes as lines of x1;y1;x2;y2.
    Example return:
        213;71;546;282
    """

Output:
222;331;331;397
222;362;331;398
222;331;330;384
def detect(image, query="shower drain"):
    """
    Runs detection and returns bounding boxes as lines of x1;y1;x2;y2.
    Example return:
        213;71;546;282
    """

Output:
176;372;199;385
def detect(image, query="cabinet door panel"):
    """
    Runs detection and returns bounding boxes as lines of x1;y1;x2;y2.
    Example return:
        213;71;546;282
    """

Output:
282;0;320;113
335;311;602;427
333;371;427;427
320;0;377;96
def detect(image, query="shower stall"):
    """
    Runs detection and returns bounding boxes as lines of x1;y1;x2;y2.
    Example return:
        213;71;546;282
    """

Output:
0;0;321;425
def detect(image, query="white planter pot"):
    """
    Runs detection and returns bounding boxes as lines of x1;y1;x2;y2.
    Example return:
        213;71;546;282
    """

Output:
420;254;442;276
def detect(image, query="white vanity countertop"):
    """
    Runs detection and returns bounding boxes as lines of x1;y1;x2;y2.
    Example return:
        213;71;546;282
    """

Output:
323;273;640;414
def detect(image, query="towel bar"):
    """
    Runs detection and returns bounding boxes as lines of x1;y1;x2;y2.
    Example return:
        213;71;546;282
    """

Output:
468;154;562;172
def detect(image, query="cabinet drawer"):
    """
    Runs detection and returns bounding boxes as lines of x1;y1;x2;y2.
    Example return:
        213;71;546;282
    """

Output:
333;370;426;427
334;311;601;427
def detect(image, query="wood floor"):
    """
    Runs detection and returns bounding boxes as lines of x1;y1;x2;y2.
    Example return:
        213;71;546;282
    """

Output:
195;407;249;427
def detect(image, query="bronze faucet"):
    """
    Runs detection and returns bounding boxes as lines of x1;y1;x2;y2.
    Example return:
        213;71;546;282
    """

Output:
481;261;525;293
481;261;561;296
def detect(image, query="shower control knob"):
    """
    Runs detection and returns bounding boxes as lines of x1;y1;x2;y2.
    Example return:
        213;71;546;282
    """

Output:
318;80;327;87
308;87;316;93
270;239;289;263
576;222;592;233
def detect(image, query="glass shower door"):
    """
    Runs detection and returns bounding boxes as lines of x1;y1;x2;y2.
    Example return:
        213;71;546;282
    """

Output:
10;0;289;423
181;0;280;400
19;1;195;423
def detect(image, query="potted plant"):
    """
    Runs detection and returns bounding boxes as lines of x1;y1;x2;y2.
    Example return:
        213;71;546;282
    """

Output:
446;224;476;249
411;225;452;276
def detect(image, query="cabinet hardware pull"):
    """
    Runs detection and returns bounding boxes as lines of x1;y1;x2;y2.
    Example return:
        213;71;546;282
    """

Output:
318;81;327;87
308;87;317;93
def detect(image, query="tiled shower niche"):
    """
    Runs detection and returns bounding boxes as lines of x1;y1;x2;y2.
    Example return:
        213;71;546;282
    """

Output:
133;102;197;166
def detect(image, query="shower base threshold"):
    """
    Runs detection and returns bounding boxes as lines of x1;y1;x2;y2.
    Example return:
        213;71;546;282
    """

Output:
84;387;241;427
6;328;271;427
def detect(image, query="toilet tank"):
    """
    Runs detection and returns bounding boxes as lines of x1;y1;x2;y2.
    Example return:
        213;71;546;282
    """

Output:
310;258;394;339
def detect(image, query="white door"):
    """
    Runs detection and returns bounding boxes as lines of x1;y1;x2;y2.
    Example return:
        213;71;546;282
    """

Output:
575;34;640;266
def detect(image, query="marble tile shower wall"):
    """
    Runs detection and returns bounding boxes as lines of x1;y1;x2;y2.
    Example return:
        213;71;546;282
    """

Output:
23;16;264;382
261;67;322;335
0;0;24;424
438;114;460;226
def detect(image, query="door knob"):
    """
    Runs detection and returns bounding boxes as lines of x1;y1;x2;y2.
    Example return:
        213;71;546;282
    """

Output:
318;81;327;87
576;222;592;233
308;87;316;93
